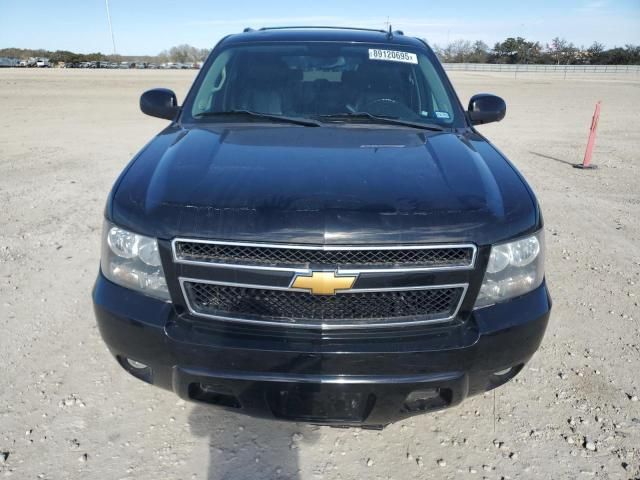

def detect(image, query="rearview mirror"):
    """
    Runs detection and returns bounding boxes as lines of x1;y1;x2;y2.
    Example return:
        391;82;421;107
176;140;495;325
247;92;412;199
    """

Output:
467;94;506;125
140;88;179;120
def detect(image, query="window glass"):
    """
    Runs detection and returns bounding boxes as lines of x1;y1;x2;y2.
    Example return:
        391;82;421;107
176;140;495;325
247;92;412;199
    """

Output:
187;42;462;126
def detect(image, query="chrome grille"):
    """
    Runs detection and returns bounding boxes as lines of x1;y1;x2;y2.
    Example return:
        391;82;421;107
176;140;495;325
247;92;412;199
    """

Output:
173;240;475;271
182;280;465;329
173;239;474;329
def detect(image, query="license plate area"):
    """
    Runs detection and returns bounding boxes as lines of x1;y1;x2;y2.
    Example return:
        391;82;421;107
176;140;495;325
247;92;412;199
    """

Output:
266;383;376;423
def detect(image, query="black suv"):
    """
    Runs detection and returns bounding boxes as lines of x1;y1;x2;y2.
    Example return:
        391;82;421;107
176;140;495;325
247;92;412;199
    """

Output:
93;27;551;427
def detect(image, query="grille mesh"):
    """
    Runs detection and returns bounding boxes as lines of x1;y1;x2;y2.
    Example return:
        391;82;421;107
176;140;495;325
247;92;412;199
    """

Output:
175;242;473;269
183;282;463;327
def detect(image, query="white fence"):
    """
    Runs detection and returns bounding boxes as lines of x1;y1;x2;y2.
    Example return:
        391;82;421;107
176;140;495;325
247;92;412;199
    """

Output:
443;63;640;76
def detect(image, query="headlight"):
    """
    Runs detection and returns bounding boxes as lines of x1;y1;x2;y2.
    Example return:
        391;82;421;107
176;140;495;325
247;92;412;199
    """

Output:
474;231;545;308
101;220;170;301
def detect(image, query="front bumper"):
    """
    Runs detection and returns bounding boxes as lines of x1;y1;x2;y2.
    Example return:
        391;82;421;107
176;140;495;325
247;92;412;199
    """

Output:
93;272;551;426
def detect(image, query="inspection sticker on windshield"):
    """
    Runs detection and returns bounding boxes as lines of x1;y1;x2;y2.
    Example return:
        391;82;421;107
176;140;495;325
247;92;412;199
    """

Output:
368;49;418;64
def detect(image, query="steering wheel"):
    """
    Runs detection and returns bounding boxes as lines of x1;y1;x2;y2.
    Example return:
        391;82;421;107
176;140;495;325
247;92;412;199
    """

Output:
359;97;420;120
361;98;401;111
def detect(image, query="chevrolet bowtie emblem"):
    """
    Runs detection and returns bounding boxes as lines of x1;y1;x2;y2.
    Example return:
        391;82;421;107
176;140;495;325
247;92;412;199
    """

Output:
291;271;358;296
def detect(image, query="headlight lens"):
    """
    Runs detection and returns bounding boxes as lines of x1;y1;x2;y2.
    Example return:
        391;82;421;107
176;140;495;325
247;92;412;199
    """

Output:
101;221;170;301
474;231;545;308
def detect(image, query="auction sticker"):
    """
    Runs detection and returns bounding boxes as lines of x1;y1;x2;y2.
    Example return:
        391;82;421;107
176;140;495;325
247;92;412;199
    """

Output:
368;49;418;64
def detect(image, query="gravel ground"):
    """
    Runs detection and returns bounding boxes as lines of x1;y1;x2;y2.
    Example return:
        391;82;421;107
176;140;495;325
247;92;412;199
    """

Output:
0;69;639;480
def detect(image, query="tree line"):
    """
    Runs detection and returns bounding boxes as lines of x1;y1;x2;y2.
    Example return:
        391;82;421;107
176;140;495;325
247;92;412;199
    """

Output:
0;44;212;65
433;37;640;65
3;38;639;66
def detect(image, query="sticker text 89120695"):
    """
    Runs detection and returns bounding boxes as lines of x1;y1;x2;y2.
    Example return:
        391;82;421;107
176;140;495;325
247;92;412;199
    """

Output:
368;49;418;64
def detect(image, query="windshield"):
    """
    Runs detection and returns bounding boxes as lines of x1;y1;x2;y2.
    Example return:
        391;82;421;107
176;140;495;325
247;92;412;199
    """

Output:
184;42;464;128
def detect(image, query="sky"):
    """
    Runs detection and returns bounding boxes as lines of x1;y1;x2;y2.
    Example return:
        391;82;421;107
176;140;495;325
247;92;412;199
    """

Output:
1;0;639;55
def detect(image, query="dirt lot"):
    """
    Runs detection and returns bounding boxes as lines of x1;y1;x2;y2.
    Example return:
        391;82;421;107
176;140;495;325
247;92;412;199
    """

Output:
0;69;639;480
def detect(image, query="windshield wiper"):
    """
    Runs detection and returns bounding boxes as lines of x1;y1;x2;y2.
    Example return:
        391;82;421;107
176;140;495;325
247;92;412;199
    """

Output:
193;110;322;127
316;112;444;132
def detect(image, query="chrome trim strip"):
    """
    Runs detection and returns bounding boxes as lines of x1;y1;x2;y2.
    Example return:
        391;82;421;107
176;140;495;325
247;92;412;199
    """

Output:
180;276;466;294
175;259;311;273
171;238;477;273
178;277;468;330
179;367;462;385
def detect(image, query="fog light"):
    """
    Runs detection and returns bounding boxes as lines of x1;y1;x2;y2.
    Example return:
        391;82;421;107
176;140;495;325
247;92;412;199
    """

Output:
486;363;524;391
126;358;148;370
117;356;153;383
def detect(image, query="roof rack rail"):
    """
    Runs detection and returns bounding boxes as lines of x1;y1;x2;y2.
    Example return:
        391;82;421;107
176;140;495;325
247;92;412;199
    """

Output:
257;26;387;34
243;27;255;33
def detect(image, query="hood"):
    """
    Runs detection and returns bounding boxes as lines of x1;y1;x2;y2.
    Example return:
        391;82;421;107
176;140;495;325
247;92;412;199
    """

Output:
110;124;539;245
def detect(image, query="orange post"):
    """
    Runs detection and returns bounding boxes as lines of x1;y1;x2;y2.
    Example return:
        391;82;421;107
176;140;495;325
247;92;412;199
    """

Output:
574;101;601;169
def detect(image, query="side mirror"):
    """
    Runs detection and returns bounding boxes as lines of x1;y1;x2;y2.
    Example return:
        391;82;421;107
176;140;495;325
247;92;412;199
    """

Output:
140;88;179;120
467;94;506;125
